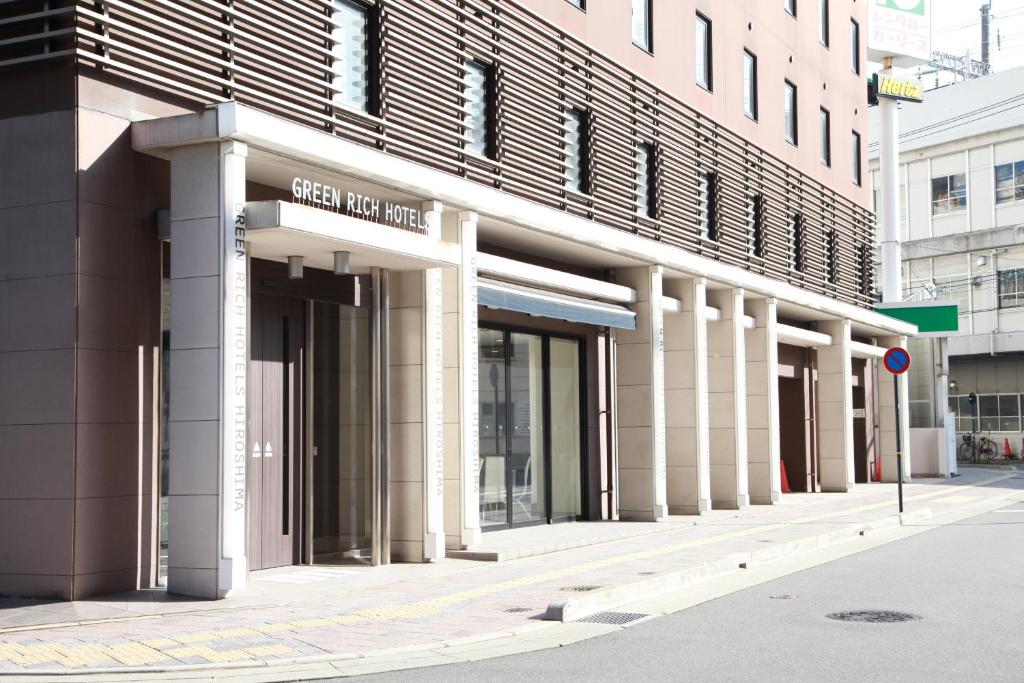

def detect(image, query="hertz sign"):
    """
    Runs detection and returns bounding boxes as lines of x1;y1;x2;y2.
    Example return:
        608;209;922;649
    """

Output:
870;74;924;104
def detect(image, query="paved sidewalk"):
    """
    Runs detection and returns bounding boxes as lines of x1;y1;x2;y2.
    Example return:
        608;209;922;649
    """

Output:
0;468;1021;680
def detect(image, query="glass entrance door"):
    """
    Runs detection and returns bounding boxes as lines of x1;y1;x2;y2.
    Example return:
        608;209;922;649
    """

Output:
478;327;583;529
311;300;372;563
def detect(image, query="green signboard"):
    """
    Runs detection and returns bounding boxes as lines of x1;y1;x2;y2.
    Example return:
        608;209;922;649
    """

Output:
875;301;958;337
876;0;926;16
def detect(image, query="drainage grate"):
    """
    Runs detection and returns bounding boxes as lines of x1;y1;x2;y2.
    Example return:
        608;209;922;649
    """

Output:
827;610;921;623
560;585;603;592
578;611;648;625
770;594;797;600
503;607;533;613
638;571;657;576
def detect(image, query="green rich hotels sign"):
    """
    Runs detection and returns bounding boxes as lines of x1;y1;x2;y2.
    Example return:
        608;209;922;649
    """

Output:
875;300;958;338
876;0;925;16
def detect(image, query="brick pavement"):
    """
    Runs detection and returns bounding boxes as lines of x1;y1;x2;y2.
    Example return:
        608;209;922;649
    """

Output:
0;467;1020;677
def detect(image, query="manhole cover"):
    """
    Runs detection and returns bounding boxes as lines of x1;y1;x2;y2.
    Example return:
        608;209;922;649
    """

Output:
827;610;921;623
578;611;648;625
770;594;797;600
503;607;533;613
560;585;603;592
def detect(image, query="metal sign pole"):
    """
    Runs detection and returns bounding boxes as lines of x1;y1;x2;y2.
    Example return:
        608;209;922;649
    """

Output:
893;374;904;514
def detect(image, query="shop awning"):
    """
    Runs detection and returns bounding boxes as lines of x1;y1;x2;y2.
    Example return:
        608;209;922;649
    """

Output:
477;278;636;330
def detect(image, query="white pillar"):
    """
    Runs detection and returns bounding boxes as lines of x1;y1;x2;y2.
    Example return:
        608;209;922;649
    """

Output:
706;288;749;509
663;277;711;514
817;319;855;492
421;201;445;560
879;61;902;304
457;212;481;547
877;335;912;483
744;298;781;504
167;141;247;599
615;266;668;521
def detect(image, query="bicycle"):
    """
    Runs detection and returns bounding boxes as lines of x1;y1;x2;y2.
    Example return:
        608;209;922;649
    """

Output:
957;433;999;463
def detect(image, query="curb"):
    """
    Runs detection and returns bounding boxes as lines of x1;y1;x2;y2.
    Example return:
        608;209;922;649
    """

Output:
540;508;930;623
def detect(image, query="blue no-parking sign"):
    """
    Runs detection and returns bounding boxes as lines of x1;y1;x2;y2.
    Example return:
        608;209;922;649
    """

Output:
883;346;911;375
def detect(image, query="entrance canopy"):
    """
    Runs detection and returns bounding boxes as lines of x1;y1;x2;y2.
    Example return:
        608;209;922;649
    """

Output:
245;200;461;272
478;278;636;330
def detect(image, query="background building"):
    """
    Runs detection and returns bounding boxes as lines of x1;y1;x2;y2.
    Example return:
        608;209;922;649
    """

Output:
869;66;1024;452
1;0;912;601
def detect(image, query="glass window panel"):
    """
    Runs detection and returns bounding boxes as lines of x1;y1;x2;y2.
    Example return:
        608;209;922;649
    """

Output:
549;339;582;519
785;0;796;16
743;50;757;119
979;394;999;419
632;0;651;50
850;19;859;73
980;416;999;432
819;0;829;45
637;143;654;217
999;394;1019;417
784;81;797;144
819;108;830;166
852;130;861;185
478;329;507;527
465;60;490;157
696;14;711;89
509;333;546;524
565;108;584;192
996;163;1014;188
1001;417;1020;432
331;0;370;112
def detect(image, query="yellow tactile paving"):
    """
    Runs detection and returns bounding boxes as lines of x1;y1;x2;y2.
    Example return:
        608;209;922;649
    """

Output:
0;473;1013;672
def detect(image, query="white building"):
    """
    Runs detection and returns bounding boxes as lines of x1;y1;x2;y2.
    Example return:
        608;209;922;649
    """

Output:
869;67;1024;453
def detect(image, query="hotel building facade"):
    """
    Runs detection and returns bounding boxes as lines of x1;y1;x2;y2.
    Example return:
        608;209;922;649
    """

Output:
0;0;914;600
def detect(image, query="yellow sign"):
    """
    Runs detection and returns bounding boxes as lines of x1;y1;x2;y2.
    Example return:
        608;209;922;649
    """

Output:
876;75;924;102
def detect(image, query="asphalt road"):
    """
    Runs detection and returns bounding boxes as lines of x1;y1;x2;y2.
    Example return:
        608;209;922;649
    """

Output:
357;484;1024;682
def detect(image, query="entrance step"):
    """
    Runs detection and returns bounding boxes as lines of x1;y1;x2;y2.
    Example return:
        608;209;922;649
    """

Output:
447;520;689;562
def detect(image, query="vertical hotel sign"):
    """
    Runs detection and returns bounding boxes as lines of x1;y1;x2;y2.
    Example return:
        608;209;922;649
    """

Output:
867;0;931;65
221;141;248;591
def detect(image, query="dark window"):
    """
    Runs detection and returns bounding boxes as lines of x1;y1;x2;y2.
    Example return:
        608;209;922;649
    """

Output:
566;0;584;8
564;108;591;194
819;107;831;167
790;213;804;272
998;269;1024;309
850;19;860;74
785;0;797;17
747;192;765;258
632;0;652;51
784;81;798;145
637;142;657;218
696;13;712;91
743;50;758;120
465;59;495;158
995;161;1024;204
931;173;968;215
825;228;838;284
858;243;873;297
819;0;829;46
852;130;862;185
699;171;719;240
331;0;373;113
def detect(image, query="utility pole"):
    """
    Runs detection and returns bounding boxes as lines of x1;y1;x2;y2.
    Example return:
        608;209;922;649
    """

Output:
981;2;992;67
879;56;901;303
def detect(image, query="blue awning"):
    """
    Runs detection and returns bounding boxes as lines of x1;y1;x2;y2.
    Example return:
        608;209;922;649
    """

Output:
477;279;636;330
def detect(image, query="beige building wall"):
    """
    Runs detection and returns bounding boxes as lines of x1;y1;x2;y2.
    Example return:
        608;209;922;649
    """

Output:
706;288;749;509
744;297;781;505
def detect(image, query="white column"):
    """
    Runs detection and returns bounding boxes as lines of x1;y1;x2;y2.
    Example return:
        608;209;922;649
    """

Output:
879;61;902;304
817;319;855;492
457;212;481;547
663;277;711;514
744;298;781;504
706;288;748;509
876;335;912;483
615;266;667;521
421;201;445;560
167;141;247;599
